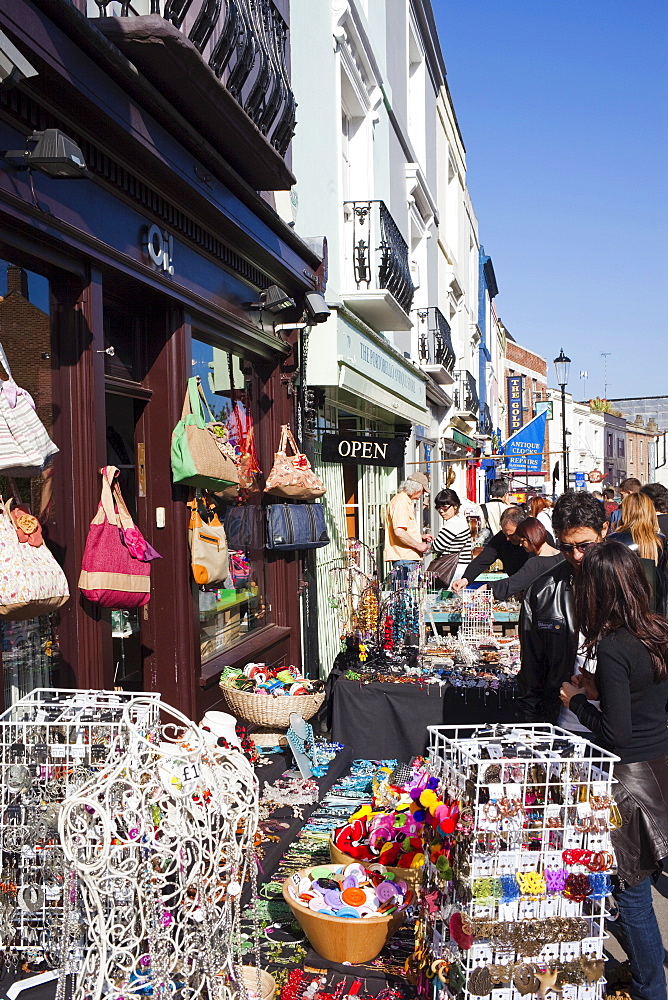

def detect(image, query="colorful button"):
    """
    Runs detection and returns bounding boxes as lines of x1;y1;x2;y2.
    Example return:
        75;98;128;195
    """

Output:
342;875;359;890
376;881;398;902
341;887;366;907
337;906;360;918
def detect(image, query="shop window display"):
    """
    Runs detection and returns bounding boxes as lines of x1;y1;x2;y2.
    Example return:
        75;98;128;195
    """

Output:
0;260;60;705
191;337;266;660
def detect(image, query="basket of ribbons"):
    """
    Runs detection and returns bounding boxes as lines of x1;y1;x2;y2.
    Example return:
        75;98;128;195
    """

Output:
218;664;325;730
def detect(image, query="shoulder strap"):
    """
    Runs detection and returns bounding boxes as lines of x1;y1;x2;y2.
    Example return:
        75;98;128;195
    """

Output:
481;503;490;527
283;424;301;456
99;466;119;526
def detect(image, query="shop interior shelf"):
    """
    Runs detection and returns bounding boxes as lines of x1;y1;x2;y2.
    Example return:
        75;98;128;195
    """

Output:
199;586;259;619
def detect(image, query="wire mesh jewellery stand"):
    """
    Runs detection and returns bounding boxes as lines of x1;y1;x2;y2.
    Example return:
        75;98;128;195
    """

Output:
57;695;260;1000
460;588;494;642
425;724;619;999
0;688;161;969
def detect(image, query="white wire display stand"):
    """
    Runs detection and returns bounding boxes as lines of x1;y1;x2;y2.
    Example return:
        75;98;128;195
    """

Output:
460;588;494;642
0;689;259;1000
425;723;619;999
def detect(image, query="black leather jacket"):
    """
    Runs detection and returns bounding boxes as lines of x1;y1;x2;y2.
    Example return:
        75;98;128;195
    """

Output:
518;559;578;722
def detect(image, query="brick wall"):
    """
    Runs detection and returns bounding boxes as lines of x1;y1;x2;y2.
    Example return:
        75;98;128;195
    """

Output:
0;266;52;433
506;341;547;377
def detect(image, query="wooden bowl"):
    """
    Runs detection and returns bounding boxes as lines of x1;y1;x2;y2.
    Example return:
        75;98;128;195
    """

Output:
282;865;405;964
329;835;422;889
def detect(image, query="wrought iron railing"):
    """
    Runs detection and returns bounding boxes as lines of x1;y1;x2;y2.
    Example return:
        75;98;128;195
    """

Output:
90;0;296;156
412;307;455;371
453;370;479;415
344;200;415;315
479;401;493;436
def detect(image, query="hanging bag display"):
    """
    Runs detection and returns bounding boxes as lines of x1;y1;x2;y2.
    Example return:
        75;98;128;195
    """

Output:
171;377;240;492
266;503;330;551
78;466;156;609
0;498;69;620
0;343;59;478
264;425;326;499
188;499;230;586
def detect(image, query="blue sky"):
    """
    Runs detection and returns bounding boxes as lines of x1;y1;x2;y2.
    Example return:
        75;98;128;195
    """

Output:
433;0;668;401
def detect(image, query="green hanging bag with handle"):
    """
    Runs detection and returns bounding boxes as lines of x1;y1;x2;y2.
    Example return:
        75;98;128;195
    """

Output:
171;377;239;492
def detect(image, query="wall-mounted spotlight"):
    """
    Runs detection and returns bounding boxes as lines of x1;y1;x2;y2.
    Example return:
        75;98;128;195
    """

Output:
3;129;88;179
0;30;38;90
248;284;296;313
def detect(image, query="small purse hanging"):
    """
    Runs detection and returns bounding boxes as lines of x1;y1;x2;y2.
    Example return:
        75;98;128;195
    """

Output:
79;466;158;609
264;424;326;499
171;377;240;492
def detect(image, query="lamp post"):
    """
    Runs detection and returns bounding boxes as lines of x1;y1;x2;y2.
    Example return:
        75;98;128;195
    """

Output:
554;349;571;493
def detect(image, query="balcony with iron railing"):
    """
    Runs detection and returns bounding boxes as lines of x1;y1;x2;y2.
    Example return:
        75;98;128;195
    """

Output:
453;370;479;418
88;0;296;190
412;306;455;385
478;401;493;436
343;200;416;332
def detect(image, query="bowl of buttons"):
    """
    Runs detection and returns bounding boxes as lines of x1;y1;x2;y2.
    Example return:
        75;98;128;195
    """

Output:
282;863;411;964
328;833;422;889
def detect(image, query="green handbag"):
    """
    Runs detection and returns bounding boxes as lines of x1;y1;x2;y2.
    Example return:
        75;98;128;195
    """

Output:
171;377;239;491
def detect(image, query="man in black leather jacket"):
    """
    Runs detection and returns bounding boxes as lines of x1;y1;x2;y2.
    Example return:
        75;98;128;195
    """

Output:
517;492;609;722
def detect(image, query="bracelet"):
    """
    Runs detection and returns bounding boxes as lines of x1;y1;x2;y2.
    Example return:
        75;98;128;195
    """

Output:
563;872;592;902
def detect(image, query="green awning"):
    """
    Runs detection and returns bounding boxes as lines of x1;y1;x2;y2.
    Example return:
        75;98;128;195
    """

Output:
452;429;477;449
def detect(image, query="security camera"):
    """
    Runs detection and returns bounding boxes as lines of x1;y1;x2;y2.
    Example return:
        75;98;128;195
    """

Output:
0;31;38;90
304;292;331;324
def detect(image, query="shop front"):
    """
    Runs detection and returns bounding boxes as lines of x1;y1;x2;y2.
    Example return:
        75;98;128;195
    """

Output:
304;310;428;676
0;0;322;717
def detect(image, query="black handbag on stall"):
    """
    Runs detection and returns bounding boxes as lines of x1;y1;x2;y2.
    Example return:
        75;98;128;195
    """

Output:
266;503;330;551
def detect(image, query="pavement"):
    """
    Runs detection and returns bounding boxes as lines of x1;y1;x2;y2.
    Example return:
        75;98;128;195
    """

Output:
604;866;668;993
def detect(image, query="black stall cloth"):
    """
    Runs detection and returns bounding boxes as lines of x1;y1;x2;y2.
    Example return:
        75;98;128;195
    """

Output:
331;677;517;759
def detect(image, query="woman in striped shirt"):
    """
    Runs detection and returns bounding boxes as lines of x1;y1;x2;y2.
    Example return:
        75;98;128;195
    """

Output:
430;488;473;586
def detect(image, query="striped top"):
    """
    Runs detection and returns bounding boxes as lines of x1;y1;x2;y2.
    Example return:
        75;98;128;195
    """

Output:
432;513;473;568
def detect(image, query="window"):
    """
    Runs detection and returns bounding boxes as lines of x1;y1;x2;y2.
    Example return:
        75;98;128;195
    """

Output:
639;439;643;464
0;260;60;704
617;437;625;458
628;439;633;463
192;337;266;662
606;432;613;458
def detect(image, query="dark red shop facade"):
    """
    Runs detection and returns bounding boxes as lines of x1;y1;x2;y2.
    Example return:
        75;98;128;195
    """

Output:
0;0;321;719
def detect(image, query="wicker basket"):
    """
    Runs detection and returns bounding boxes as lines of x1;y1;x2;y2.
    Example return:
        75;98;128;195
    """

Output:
251;728;288;748
218;685;325;729
241;967;276;1000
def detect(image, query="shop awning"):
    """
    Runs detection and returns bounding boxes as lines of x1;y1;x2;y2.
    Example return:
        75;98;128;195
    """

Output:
452;429;477;449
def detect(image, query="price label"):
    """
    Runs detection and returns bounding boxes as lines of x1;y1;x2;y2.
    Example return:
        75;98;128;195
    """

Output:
50;745;66;759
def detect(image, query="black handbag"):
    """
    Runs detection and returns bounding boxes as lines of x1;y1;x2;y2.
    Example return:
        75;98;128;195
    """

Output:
426;550;460;587
224;504;261;551
266;503;330;551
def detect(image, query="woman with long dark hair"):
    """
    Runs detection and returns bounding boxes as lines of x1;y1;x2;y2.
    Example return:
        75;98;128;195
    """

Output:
487;517;563;600
560;541;668;1000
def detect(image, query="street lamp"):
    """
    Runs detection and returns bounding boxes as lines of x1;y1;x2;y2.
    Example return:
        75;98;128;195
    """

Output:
554;349;571;493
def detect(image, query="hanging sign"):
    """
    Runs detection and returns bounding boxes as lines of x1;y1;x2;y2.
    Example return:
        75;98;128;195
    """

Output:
321;433;405;467
507;376;524;432
504;411;548;473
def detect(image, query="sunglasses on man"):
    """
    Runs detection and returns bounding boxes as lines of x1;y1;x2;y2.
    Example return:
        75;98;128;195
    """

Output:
556;540;597;554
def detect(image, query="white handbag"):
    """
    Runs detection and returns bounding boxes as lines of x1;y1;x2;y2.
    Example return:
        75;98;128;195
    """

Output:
0;343;59;477
0;499;69;620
